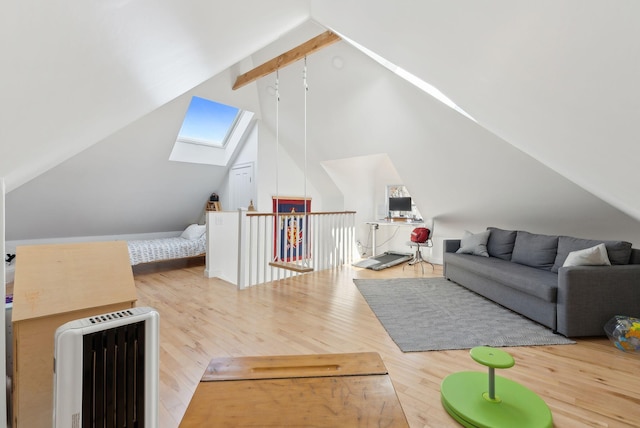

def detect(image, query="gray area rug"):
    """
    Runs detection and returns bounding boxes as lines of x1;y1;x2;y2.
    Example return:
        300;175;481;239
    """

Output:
354;277;575;352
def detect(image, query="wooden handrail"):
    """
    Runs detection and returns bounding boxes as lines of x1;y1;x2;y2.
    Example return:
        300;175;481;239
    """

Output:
246;211;356;218
227;210;356;287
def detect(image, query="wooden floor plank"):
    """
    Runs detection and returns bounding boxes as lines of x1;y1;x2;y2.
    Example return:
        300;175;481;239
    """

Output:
133;259;640;428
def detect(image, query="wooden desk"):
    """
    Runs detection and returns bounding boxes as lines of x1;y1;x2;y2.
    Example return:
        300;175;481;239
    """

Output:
12;241;137;428
180;352;409;427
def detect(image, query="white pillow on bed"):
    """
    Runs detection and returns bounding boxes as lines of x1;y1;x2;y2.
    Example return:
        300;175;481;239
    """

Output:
181;224;206;240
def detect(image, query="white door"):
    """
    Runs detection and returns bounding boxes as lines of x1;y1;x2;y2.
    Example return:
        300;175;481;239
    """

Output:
229;163;254;210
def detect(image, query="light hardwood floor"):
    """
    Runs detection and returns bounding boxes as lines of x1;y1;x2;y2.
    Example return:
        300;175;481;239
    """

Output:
133;258;640;427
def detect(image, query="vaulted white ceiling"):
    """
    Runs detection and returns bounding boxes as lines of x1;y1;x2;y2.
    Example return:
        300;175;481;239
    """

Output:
0;0;309;191
3;0;640;244
312;0;640;221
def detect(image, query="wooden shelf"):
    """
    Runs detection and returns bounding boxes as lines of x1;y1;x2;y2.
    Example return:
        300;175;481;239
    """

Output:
206;201;221;211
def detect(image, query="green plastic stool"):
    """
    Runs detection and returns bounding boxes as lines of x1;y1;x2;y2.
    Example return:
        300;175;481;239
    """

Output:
441;346;552;428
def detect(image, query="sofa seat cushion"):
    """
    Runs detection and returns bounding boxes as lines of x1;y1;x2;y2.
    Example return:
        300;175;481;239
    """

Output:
552;236;632;272
445;253;558;302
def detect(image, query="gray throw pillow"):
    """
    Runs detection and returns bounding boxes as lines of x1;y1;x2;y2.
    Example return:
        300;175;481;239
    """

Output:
456;230;491;257
552;236;632;272
511;231;559;271
486;227;517;261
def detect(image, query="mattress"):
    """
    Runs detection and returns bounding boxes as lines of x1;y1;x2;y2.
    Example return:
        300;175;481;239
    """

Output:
127;235;206;265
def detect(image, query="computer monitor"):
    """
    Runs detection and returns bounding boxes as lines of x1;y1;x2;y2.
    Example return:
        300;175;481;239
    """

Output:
389;196;412;213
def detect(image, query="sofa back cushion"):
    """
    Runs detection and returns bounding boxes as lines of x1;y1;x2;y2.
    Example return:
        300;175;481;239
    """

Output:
486;227;517;260
511;231;559;271
552;236;632;272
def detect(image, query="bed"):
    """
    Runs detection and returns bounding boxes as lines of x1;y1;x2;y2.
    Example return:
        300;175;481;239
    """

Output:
127;224;207;266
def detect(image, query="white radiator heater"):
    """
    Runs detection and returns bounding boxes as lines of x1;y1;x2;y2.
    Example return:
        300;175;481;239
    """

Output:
53;307;159;428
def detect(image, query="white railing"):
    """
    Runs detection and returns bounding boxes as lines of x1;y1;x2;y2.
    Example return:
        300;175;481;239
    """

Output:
205;210;356;289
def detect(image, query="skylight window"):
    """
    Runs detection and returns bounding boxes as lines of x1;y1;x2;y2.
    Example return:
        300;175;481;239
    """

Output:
177;96;241;148
170;96;255;166
331;29;476;123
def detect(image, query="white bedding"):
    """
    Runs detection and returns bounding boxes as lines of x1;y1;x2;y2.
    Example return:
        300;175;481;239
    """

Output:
127;235;206;266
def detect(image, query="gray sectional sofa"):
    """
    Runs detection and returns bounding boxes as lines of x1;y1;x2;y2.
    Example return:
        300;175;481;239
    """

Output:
443;227;640;337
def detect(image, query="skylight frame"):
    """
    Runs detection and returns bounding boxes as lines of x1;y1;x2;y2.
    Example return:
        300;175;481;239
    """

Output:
176;96;242;149
175;109;241;148
169;96;255;166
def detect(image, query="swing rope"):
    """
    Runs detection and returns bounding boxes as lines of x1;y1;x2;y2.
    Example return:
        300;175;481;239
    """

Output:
302;57;309;266
269;61;313;273
303;57;308;218
275;69;281;262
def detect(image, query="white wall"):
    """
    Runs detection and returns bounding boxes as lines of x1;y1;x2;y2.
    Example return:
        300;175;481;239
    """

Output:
322;154;398;255
255;122;323;213
205;211;239;283
215;122;259;214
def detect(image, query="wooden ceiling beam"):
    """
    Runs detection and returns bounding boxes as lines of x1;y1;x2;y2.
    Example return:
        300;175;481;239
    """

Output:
232;30;341;90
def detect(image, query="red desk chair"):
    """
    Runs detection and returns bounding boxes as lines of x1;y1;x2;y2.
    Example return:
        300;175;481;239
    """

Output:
404;227;434;274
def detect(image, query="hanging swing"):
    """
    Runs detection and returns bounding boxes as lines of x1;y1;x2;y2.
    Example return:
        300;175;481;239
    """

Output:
269;59;314;274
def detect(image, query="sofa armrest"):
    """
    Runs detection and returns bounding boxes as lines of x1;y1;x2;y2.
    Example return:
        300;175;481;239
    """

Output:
443;240;461;278
557;265;640;337
444;239;461;253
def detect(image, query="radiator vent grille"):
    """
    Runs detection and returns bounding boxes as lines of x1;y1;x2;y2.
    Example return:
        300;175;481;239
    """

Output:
82;320;146;427
88;310;137;324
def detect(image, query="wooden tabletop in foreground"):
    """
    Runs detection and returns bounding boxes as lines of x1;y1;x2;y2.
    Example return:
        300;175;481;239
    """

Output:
12;241;136;321
180;352;409;427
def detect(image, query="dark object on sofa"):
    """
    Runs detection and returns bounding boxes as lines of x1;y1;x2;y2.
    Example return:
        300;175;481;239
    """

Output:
443;227;640;337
